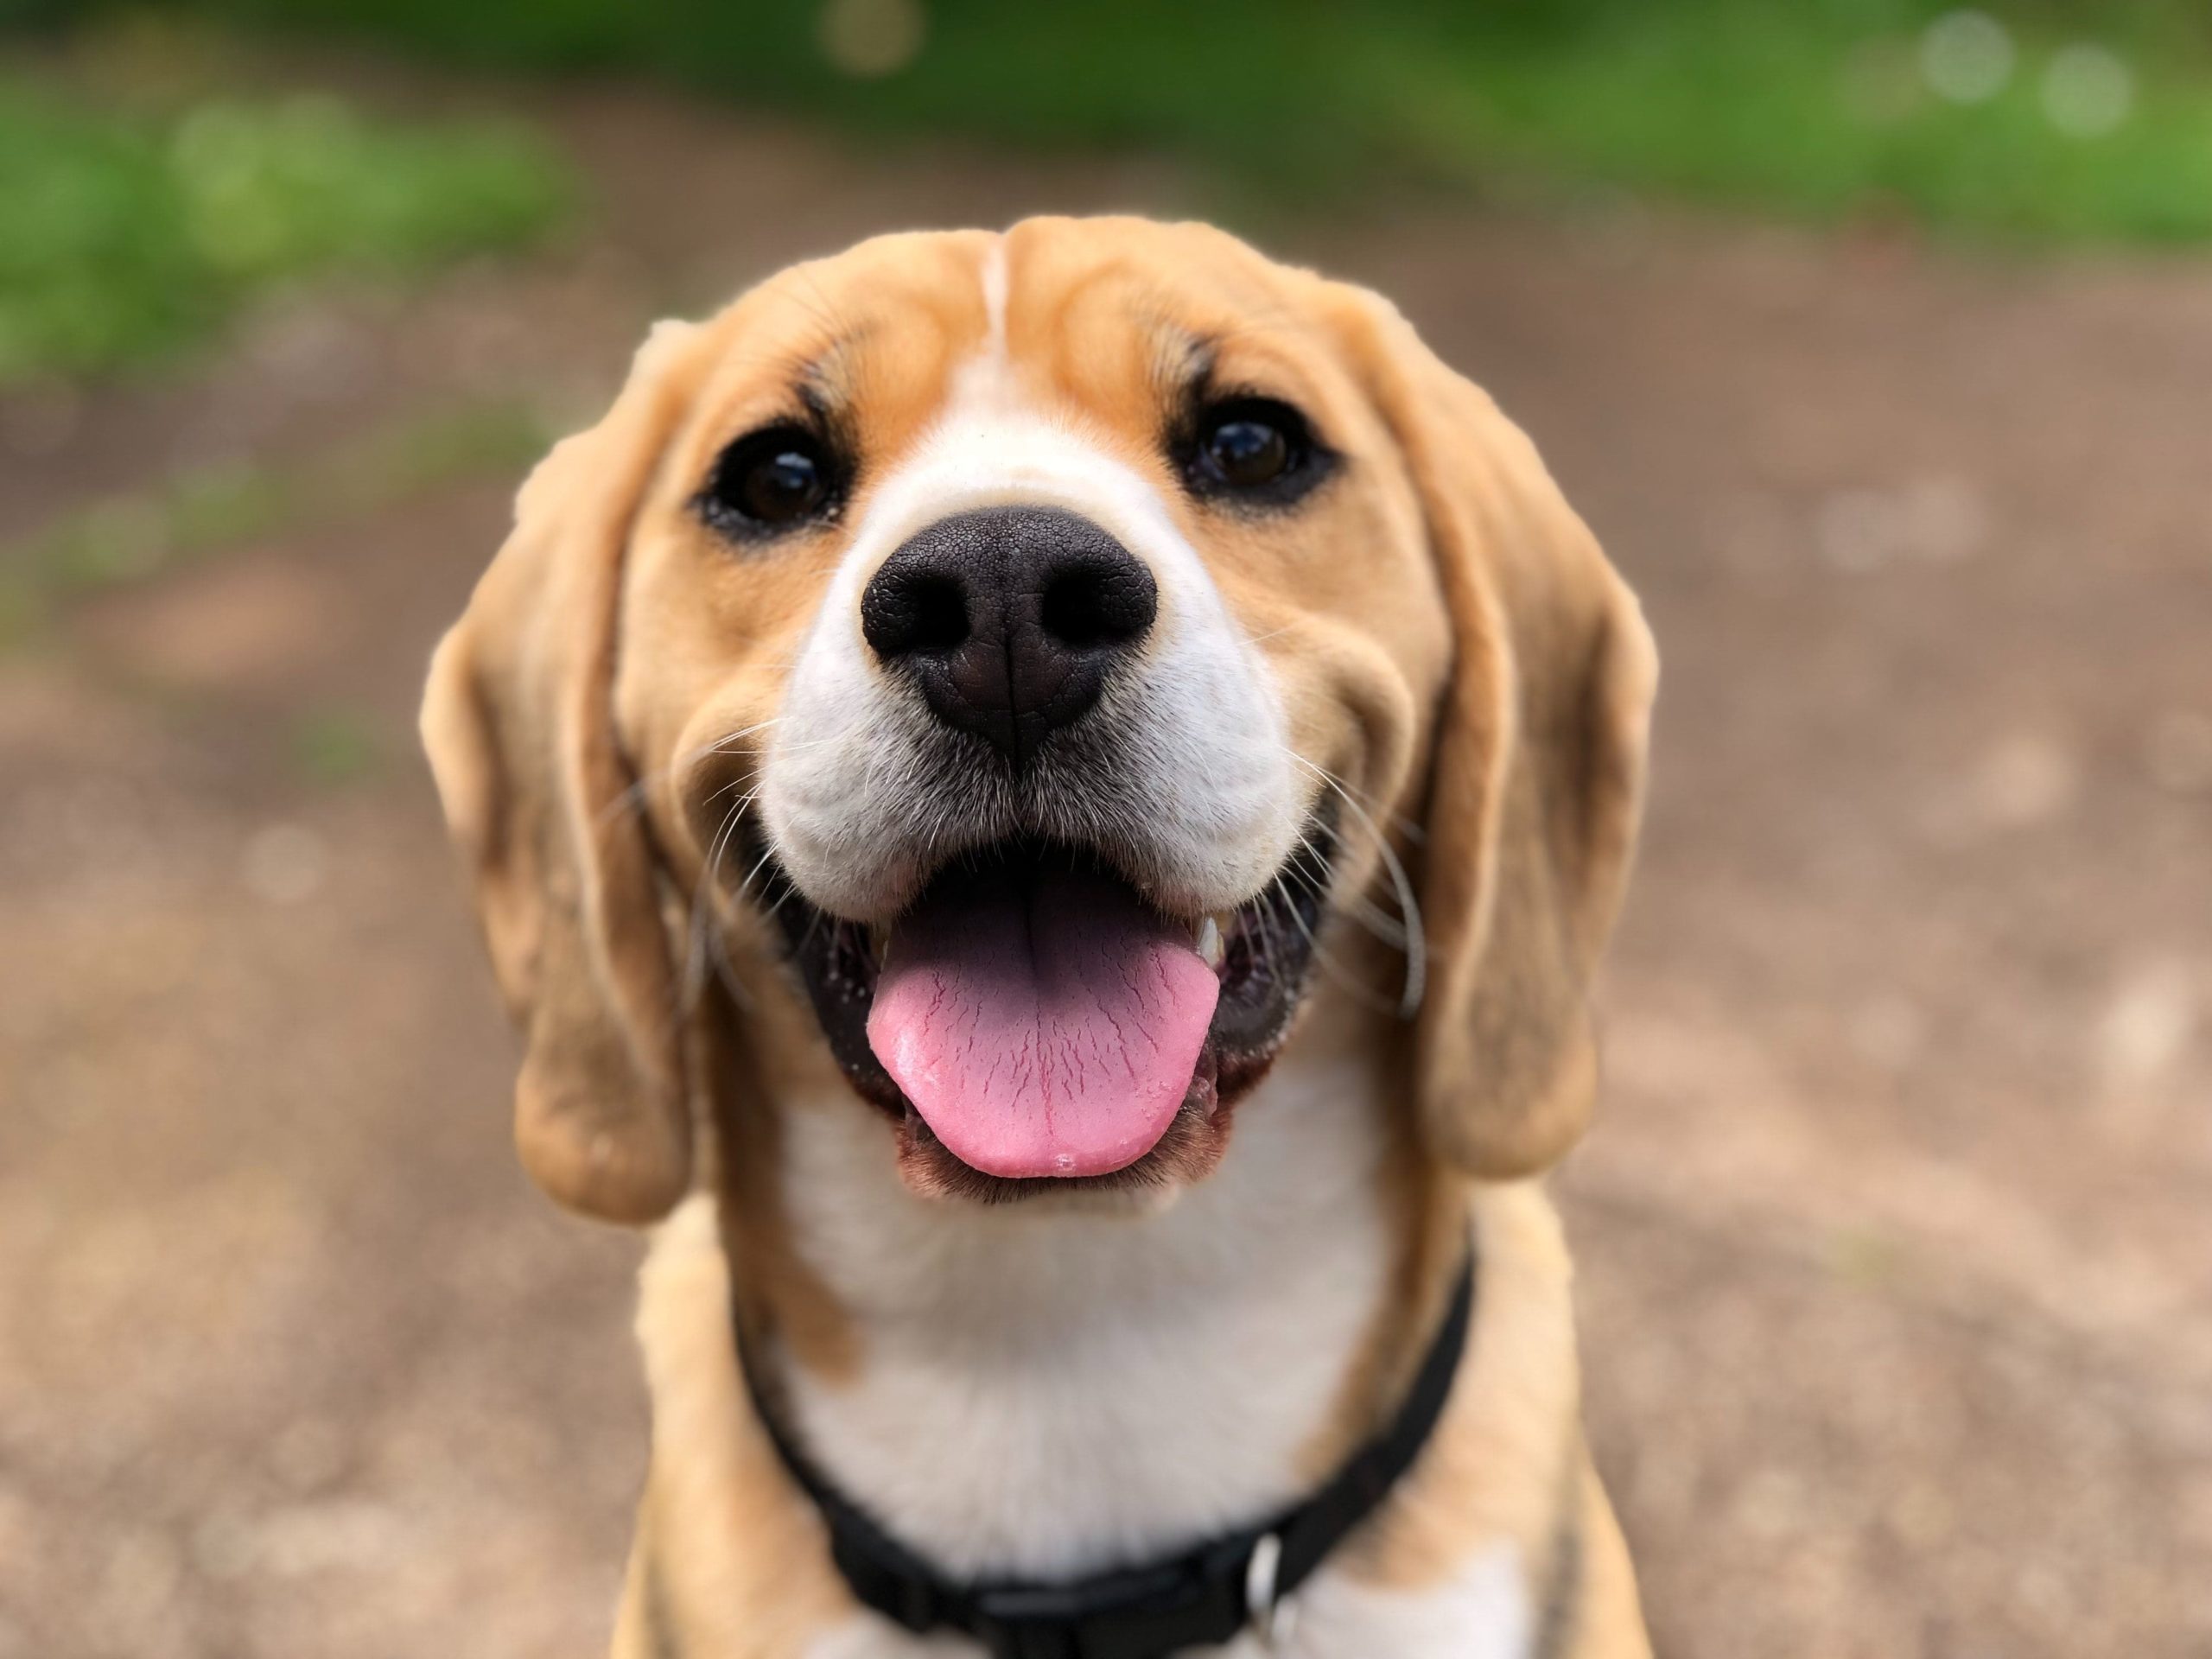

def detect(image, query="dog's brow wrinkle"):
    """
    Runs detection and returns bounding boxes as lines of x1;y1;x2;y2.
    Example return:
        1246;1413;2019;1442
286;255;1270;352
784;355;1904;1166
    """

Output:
767;269;849;341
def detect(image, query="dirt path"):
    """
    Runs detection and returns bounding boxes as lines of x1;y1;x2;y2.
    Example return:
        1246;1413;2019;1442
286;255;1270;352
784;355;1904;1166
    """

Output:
3;83;2207;1659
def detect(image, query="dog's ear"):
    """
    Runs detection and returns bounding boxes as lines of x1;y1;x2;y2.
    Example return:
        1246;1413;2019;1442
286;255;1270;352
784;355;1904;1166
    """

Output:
420;322;703;1224
1332;288;1657;1178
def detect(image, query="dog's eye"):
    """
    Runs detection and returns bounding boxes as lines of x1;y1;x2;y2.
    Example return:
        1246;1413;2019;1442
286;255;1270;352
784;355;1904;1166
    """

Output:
1206;415;1287;486
702;424;836;536
1190;397;1316;498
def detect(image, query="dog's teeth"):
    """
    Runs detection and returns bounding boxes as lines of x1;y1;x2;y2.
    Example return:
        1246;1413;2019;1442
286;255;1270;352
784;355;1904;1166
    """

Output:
1195;916;1225;969
870;927;890;968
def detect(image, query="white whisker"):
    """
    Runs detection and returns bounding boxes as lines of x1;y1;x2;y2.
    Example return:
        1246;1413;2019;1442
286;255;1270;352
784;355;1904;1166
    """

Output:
1284;750;1426;1019
602;720;783;832
1272;863;1399;1017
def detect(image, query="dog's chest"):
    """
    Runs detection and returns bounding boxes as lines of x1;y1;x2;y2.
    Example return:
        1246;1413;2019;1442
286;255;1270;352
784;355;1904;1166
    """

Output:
772;1063;1396;1580
759;1058;1542;1656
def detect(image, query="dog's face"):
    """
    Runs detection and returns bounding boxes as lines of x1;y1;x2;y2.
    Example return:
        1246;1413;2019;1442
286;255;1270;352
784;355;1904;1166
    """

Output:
423;218;1655;1221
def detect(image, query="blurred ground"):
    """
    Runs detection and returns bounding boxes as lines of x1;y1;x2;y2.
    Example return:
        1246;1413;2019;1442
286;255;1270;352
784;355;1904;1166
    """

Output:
2;79;2209;1659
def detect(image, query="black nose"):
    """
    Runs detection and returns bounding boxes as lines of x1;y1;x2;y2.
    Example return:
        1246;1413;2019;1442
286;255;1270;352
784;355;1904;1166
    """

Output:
860;506;1157;764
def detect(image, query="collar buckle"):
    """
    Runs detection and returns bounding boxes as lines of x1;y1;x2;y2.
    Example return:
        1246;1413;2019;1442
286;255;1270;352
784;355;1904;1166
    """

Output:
1243;1531;1299;1649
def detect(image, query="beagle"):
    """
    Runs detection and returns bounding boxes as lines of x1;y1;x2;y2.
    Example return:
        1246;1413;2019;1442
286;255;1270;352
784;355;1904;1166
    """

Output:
422;217;1658;1659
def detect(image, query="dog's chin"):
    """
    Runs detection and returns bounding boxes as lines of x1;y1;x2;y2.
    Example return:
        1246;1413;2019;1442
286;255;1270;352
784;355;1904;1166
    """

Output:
747;819;1332;1205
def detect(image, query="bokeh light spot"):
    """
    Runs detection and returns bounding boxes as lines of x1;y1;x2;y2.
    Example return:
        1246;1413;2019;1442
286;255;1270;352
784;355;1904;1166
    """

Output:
817;0;928;79
1920;10;2015;105
2043;43;2135;138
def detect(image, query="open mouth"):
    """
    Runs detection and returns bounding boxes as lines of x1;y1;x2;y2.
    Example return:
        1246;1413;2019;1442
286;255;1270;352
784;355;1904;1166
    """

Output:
753;817;1332;1198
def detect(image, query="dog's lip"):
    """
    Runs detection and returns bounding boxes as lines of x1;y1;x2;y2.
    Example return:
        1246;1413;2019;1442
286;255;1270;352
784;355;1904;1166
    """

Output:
743;812;1335;1194
831;848;1252;940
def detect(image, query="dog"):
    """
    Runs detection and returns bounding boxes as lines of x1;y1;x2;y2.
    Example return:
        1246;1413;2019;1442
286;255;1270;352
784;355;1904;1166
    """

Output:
421;216;1658;1658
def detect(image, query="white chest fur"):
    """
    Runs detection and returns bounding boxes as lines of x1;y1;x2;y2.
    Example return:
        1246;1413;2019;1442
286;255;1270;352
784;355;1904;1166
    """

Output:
774;1054;1396;1582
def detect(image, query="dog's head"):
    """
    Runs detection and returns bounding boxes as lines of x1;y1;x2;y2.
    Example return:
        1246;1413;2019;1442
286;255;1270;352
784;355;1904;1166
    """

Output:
421;218;1655;1222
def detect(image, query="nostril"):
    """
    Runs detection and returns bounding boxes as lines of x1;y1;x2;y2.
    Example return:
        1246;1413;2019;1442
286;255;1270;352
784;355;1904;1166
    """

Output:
1039;559;1157;652
863;569;970;660
900;574;970;653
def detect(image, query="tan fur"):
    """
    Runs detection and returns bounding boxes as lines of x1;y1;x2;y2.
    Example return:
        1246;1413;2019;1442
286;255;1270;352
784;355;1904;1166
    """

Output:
708;991;865;1384
624;1197;858;1658
1341;1185;1581;1590
421;217;1657;1656
1563;1453;1654;1659
421;321;710;1223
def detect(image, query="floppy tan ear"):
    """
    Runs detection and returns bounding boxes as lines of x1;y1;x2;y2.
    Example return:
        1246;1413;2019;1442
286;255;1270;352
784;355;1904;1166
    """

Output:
420;322;703;1224
1333;289;1657;1179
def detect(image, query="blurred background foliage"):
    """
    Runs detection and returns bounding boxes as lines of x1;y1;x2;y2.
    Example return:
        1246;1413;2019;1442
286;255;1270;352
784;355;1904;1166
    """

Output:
148;0;2212;237
3;1;2212;391
0;74;567;384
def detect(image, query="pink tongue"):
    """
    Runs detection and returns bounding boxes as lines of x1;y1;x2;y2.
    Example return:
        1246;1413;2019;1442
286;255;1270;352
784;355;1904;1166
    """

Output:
867;863;1219;1179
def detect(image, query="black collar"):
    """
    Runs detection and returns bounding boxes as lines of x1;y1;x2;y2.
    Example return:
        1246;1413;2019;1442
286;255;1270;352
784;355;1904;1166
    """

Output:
735;1246;1477;1659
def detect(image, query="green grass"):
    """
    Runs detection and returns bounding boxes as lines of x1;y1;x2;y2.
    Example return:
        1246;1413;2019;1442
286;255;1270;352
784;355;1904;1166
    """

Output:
0;78;570;384
0;398;551;644
71;0;2212;245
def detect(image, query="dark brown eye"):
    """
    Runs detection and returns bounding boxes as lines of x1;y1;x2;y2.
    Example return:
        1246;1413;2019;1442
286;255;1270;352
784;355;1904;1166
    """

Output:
1188;397;1320;501
702;424;837;537
1205;416;1288;486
